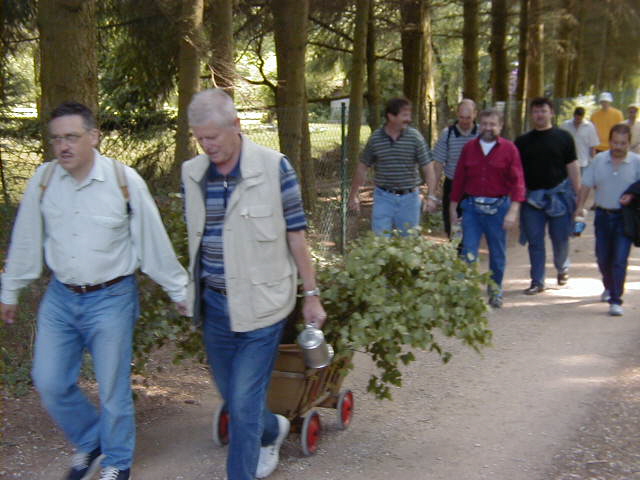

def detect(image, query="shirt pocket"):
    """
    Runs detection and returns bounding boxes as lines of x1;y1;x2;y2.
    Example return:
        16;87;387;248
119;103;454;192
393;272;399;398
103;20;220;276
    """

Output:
89;214;129;252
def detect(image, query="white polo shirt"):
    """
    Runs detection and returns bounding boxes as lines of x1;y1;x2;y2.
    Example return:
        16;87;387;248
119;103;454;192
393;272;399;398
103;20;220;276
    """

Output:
560;119;600;168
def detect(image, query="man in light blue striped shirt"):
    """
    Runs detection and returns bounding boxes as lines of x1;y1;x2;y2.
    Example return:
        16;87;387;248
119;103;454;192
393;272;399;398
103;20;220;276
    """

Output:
431;99;478;237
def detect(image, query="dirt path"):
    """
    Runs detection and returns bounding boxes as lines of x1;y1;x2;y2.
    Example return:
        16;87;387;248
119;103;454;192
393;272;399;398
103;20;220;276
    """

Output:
2;215;640;480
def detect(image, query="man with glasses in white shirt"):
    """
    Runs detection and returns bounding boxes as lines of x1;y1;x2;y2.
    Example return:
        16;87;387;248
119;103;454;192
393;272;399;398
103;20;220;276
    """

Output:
1;101;188;480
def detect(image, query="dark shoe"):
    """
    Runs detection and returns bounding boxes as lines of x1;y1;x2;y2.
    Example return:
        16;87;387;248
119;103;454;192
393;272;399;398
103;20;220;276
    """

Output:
99;467;130;480
489;295;503;309
524;283;545;295
66;447;103;480
557;272;569;286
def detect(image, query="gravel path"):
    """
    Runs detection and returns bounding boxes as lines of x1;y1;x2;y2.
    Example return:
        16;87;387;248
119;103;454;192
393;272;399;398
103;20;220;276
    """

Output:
2;216;640;480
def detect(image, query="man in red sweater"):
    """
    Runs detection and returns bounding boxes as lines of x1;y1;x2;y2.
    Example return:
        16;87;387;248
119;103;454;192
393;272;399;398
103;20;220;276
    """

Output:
449;109;526;308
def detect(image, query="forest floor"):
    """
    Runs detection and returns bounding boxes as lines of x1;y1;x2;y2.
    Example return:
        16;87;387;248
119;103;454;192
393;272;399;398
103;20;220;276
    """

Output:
2;205;640;480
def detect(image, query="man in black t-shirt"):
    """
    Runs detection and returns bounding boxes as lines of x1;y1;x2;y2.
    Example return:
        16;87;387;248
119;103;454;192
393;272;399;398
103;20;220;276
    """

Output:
515;97;580;294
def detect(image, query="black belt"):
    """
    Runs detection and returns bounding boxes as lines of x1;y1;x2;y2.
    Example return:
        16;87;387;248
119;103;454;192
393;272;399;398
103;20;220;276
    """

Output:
63;275;127;294
597;207;622;214
207;285;227;296
378;186;417;195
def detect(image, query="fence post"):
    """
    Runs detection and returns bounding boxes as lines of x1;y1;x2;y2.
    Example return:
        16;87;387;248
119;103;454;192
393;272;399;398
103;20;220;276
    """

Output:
0;144;9;205
427;101;433;148
340;102;348;255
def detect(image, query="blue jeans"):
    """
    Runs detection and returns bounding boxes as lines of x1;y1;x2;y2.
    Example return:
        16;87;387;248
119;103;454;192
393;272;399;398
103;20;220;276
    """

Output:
594;209;633;305
202;288;284;480
372;187;421;236
461;197;510;295
520;202;571;286
32;276;139;469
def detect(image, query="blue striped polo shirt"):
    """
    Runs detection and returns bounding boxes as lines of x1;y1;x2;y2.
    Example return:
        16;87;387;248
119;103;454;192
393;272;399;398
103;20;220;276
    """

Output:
361;126;431;190
201;156;306;290
432;123;478;180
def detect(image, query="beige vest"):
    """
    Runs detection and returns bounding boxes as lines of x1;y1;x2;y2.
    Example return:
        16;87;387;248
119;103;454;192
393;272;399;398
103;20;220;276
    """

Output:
182;136;297;331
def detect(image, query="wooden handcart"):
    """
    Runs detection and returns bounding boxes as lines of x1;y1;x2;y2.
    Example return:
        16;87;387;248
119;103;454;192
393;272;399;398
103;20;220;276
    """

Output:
212;344;354;456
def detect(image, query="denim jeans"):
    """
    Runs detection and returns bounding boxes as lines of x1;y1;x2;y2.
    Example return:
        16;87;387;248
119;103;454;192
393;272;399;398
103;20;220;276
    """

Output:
372;187;421;236
202;288;284;480
594;209;633;305
442;178;462;238
31;275;139;469
520;202;571;286
461;197;511;295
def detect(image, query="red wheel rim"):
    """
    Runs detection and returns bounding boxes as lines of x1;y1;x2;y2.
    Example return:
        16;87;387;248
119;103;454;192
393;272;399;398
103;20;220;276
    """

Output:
340;392;354;427
306;414;321;454
220;412;230;444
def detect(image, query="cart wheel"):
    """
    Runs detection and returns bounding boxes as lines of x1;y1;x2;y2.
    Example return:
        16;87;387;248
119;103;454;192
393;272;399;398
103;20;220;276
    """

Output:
336;389;354;430
301;410;321;456
212;403;229;446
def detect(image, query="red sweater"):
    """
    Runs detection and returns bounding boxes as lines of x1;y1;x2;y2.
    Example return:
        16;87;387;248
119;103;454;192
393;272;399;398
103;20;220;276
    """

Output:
450;137;526;203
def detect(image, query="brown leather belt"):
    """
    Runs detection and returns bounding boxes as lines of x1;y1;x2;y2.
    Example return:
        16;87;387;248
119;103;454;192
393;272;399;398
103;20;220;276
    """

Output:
378;186;417;195
63;275;127;294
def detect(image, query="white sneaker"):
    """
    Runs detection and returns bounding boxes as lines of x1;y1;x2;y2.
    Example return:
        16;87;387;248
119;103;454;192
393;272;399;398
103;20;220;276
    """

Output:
608;304;623;316
601;289;611;302
256;415;290;479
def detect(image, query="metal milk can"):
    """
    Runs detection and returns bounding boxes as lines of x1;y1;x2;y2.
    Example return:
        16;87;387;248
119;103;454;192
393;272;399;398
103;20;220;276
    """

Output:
296;324;334;369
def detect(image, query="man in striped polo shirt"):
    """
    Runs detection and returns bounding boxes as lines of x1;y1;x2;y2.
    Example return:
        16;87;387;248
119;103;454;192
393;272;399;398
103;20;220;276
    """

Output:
182;89;326;480
349;97;436;235
431;99;478;238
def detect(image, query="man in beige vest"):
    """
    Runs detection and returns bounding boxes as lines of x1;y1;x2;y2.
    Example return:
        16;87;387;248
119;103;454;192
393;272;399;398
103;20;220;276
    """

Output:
181;88;326;480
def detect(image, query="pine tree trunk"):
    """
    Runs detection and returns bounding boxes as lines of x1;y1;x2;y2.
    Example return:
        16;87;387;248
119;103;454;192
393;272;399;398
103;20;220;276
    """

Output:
300;95;316;212
38;0;97;159
490;0;509;103
596;14;611;91
0;0;6;106
566;0;585;97
526;0;544;99
400;0;433;138
462;0;480;101
421;5;436;143
346;0;370;175
366;0;381;131
208;0;235;92
514;0;528;134
553;0;576;99
273;0;313;206
174;0;204;173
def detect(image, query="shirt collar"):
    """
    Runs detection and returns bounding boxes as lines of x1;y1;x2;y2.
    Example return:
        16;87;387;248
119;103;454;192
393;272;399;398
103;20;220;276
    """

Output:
208;157;242;180
57;149;104;184
476;136;503;146
606;151;632;164
454;122;478;137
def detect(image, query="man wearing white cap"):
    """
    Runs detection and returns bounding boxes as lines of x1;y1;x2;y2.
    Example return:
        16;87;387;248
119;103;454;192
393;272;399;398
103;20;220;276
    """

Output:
591;92;623;153
623;103;640;153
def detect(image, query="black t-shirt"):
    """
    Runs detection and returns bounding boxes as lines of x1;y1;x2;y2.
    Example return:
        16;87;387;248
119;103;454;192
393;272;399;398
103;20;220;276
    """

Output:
515;127;577;190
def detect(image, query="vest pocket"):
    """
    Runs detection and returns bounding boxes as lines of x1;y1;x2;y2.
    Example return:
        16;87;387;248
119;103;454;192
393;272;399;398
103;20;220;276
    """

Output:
251;264;294;318
247;205;277;241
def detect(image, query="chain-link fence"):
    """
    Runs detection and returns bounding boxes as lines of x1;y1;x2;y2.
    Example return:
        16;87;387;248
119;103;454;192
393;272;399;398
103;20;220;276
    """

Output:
0;104;364;253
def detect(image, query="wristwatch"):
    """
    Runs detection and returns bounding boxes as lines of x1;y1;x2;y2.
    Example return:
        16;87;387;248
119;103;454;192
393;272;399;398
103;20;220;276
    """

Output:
303;287;320;297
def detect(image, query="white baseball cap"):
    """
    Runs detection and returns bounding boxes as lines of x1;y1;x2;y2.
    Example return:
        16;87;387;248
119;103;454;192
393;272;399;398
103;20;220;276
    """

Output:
598;92;614;103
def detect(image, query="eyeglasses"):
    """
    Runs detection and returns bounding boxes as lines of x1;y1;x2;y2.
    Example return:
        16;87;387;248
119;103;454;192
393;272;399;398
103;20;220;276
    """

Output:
48;131;87;145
